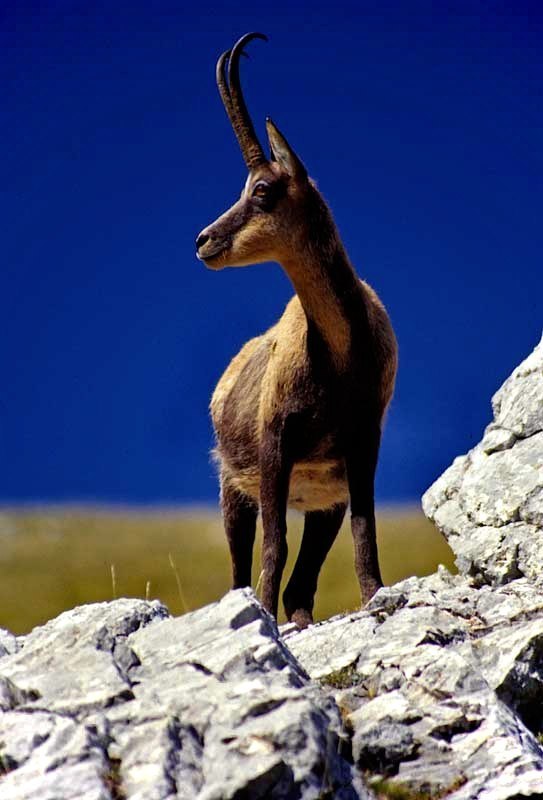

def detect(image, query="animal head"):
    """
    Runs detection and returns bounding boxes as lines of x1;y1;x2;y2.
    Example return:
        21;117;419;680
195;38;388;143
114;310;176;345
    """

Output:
196;33;316;270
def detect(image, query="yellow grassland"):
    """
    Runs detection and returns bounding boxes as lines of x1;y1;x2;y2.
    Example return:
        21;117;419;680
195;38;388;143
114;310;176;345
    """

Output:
0;506;455;634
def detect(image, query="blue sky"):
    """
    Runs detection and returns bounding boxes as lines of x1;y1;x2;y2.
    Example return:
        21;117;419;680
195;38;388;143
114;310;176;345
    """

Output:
1;1;541;505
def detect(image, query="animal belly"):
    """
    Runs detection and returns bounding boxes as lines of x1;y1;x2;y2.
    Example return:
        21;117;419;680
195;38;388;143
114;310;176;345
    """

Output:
288;461;349;511
224;458;349;512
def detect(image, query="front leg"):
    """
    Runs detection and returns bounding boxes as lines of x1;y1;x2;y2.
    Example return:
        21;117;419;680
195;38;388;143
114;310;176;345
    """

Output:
283;502;347;628
220;472;258;589
345;422;383;605
259;420;292;618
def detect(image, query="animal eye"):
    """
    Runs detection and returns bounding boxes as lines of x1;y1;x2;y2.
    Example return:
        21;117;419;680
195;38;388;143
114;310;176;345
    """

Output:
252;182;269;198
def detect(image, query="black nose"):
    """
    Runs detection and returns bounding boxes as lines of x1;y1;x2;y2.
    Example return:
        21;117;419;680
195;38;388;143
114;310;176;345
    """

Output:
196;232;209;250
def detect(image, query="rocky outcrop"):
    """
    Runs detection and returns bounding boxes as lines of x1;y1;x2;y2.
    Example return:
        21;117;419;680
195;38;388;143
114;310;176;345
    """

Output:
423;335;543;587
2;578;543;800
285;570;543;799
1;337;542;799
0;592;364;800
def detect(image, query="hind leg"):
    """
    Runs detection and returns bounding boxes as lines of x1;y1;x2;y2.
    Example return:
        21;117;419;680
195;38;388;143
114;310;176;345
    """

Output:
221;475;258;588
344;423;383;605
282;503;347;628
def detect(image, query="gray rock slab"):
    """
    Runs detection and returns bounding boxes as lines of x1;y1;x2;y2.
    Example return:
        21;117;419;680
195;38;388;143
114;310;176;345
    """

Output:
284;569;543;799
423;335;543;588
119;589;362;800
0;598;169;714
0;591;367;800
0;628;19;658
0;711;112;800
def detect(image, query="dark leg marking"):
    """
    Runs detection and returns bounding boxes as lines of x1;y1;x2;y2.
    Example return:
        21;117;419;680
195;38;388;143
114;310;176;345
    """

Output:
344;422;383;605
283;502;347;629
259;422;292;618
221;475;258;589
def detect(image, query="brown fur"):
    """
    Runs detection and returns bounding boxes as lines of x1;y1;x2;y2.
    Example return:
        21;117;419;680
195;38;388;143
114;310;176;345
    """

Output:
196;43;398;626
211;287;396;512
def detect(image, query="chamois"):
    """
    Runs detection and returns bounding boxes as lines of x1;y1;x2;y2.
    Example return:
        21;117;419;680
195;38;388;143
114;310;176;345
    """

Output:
196;33;398;628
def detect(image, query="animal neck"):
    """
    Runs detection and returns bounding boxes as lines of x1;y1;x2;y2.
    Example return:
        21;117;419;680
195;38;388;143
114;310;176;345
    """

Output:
280;198;368;366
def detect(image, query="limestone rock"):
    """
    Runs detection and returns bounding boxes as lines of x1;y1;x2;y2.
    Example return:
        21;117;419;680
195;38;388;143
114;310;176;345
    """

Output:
0;628;19;658
284;568;543;799
423;335;543;587
2;578;543;798
0;591;364;800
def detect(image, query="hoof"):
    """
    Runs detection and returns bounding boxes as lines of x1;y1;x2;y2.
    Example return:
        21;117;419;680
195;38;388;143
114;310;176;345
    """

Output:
361;579;384;606
290;609;313;629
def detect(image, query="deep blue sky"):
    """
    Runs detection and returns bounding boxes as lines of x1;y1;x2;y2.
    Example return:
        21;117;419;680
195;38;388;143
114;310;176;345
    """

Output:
1;1;541;506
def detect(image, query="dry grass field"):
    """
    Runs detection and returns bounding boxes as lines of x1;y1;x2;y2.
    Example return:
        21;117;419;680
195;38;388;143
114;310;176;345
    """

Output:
0;506;455;634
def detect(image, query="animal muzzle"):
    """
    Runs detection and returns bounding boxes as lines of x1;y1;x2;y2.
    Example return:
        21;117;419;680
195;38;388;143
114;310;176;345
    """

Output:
195;228;231;264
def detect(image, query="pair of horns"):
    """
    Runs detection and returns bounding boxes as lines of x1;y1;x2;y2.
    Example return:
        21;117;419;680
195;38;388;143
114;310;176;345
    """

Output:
216;32;269;170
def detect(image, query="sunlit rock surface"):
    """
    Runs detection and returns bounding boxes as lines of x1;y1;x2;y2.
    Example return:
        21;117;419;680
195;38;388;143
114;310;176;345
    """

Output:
423;335;543;587
2;578;543;799
0;593;363;800
285;570;543;799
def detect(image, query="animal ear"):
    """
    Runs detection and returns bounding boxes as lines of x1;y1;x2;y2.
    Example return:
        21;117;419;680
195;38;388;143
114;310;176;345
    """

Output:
266;117;307;180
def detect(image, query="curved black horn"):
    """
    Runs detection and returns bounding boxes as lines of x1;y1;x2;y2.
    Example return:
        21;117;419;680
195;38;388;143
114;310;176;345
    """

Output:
216;49;232;118
215;32;268;170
